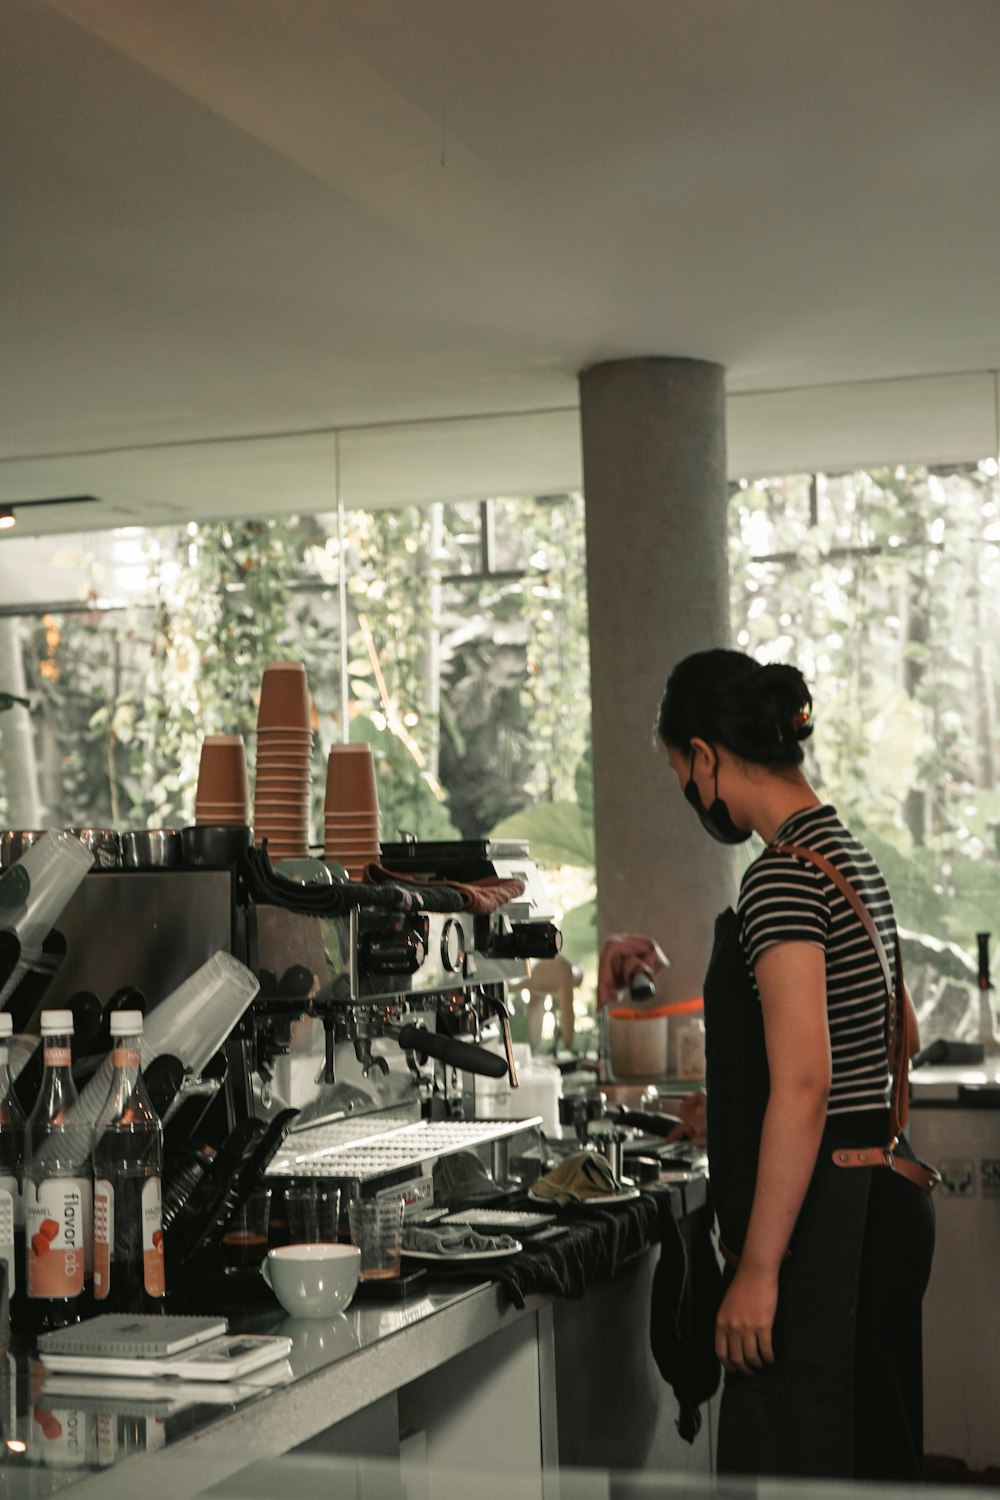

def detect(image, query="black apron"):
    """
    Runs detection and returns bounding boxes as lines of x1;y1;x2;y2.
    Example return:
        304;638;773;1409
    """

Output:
704;905;873;1480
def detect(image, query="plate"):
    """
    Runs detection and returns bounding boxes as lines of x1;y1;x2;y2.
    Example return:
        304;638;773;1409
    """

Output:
528;1186;641;1208
402;1240;523;1263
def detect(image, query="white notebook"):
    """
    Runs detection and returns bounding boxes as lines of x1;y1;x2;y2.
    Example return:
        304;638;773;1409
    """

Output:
37;1314;228;1359
38;1333;293;1382
40;1359;294;1411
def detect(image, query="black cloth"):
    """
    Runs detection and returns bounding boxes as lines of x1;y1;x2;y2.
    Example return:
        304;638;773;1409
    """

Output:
648;1191;722;1443
492;1195;658;1309
238;845;465;914
239;846;403;913
704;903;935;1481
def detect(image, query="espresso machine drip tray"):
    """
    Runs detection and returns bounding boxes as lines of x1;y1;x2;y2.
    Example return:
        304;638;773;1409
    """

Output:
267;1116;542;1182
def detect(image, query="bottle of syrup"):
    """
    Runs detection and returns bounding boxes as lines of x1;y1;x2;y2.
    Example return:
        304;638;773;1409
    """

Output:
92;1012;165;1313
24;1011;91;1332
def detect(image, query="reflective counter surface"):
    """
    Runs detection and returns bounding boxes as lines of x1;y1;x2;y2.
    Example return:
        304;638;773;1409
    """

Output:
0;1275;517;1499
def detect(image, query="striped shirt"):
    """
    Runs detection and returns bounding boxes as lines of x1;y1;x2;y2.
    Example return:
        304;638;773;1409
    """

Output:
737;804;893;1117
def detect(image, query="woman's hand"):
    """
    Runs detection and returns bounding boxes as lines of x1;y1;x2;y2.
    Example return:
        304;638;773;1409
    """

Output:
666;1090;707;1145
715;1263;779;1375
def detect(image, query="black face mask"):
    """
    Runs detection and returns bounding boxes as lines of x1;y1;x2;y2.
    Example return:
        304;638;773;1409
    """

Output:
684;750;753;845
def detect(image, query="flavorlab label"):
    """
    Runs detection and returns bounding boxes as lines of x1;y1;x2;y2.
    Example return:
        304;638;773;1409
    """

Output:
27;1179;87;1298
142;1177;165;1297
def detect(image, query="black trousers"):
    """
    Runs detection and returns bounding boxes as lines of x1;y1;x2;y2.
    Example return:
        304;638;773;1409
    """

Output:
716;1155;935;1483
853;1161;936;1481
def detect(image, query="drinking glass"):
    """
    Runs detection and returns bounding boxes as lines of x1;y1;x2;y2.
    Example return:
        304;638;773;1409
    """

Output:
348;1196;403;1280
221;1189;271;1272
286;1184;341;1244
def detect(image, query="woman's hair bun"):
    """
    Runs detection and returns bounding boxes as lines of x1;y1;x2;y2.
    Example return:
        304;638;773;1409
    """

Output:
755;664;815;751
657;649;813;767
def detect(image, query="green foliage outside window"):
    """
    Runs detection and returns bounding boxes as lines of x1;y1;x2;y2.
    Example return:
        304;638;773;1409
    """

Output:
4;461;1000;1026
730;462;1000;957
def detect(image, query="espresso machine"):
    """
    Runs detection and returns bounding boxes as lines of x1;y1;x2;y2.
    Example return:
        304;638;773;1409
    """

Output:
0;835;562;1284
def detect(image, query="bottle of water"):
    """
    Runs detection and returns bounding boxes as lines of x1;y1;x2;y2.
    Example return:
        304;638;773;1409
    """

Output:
0;1013;25;1319
25;1011;92;1331
92;1012;165;1313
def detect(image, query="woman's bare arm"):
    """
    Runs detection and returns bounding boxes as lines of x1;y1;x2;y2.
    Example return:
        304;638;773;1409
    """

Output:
714;941;831;1376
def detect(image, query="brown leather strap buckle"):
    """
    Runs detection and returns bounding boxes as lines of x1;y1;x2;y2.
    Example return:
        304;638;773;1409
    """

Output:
831;1143;939;1191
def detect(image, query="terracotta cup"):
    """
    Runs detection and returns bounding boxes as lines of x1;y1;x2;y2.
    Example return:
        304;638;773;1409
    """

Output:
196;736;249;807
196;806;249;826
257;662;311;731
325;847;380;863
323;745;379;819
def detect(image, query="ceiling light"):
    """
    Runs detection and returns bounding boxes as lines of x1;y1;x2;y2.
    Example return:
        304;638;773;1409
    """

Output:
0;507;16;531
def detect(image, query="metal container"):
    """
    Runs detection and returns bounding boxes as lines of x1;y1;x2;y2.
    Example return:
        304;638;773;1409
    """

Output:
0;829;46;871
591;1129;625;1184
68;827;122;869
121;828;182;869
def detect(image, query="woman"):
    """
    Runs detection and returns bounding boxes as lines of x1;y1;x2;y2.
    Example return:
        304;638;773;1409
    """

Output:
656;648;935;1482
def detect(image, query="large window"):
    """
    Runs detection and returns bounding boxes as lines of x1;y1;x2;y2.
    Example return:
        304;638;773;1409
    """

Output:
0;498;590;836
732;461;1000;1041
3;459;998;1041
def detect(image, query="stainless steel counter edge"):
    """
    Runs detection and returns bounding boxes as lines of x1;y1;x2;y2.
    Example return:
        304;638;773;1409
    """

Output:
25;1279;551;1500
14;1179;705;1500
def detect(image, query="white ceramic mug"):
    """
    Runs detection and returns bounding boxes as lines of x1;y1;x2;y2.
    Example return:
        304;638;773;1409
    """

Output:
262;1243;361;1318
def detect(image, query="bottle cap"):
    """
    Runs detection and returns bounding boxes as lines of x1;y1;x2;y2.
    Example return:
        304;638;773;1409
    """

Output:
0;1014;11;1038
110;1010;144;1036
40;1009;75;1034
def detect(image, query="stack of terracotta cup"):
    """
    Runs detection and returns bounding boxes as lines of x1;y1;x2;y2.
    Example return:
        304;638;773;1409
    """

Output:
194;735;250;827
322;745;381;880
252;662;313;861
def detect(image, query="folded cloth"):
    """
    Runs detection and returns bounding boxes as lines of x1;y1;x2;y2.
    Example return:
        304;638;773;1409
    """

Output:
364;863;526;916
402;1224;519;1255
529;1150;622;1206
494;1195;659;1310
649;1192;722;1443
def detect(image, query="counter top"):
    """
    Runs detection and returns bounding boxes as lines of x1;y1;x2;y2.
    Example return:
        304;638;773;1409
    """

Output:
4;1178;705;1500
8;1275;538;1500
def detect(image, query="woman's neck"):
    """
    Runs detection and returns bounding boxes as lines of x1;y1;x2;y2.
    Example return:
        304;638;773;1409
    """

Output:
751;771;822;845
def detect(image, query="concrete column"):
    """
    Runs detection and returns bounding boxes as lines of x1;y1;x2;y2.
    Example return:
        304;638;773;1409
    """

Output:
0;616;42;827
579;356;736;1003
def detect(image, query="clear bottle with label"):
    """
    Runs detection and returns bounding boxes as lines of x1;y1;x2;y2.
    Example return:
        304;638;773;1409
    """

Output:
24;1011;92;1331
92;1011;165;1313
0;1013;25;1320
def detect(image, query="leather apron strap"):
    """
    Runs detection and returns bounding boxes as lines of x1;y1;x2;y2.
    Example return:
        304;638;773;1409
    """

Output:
776;843;939;1191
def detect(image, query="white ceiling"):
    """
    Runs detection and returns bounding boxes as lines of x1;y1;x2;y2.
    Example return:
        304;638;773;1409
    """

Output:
2;0;999;538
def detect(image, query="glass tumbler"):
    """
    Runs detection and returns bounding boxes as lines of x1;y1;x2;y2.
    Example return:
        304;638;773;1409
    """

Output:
348;1196;403;1280
286;1183;341;1244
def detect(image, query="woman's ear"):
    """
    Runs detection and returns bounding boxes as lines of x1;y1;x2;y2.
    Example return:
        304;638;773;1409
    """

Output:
688;737;716;774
